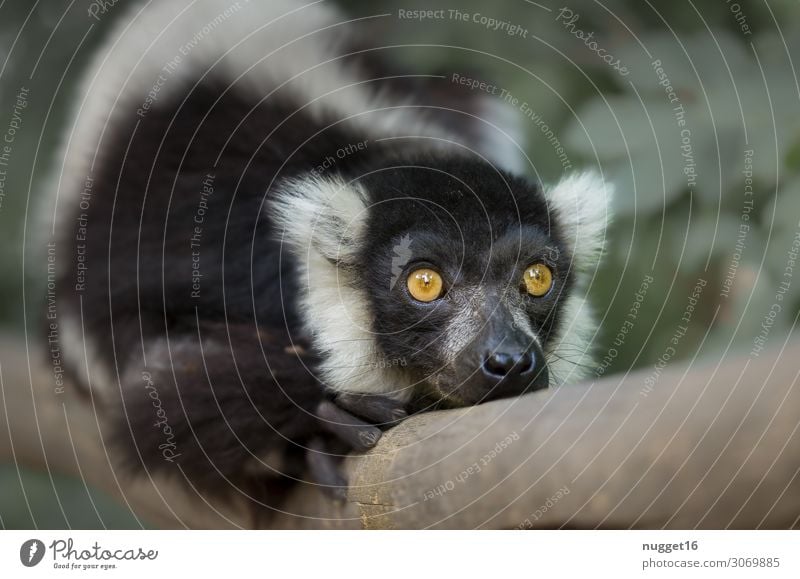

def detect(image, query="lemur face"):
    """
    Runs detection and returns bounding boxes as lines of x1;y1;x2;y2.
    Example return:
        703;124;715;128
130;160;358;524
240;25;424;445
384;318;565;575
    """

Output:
356;162;571;405
271;157;611;406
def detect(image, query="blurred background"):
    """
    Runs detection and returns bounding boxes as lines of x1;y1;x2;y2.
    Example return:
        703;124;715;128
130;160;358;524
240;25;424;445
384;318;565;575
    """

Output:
0;0;798;528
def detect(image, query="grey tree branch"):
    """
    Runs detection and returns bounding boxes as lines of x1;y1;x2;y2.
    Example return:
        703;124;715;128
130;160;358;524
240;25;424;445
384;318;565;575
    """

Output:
1;332;799;529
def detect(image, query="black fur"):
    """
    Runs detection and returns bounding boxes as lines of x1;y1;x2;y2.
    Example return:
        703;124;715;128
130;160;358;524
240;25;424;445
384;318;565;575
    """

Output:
353;161;571;406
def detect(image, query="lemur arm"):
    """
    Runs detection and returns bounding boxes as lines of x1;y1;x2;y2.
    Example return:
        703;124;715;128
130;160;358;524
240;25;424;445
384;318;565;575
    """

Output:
111;316;401;502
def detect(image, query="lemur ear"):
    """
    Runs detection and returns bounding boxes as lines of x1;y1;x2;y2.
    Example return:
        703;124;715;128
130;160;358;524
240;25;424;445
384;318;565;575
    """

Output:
269;176;368;266
545;171;613;274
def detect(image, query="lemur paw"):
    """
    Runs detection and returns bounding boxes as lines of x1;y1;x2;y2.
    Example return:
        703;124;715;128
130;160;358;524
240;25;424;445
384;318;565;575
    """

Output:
306;394;408;501
316;394;407;450
333;392;408;428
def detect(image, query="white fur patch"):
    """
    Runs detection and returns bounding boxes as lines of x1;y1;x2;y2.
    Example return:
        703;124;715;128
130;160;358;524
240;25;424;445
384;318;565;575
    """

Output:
270;176;412;403
545;293;598;386
476;96;529;175
270;175;368;264
542;171;612;385
545;171;613;276
60;311;115;400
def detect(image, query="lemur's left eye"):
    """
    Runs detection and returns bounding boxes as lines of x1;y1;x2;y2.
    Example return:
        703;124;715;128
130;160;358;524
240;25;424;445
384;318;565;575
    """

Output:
523;263;553;297
407;268;444;302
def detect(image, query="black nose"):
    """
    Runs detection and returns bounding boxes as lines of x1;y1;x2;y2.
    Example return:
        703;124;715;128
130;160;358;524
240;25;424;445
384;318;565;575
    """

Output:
482;351;534;378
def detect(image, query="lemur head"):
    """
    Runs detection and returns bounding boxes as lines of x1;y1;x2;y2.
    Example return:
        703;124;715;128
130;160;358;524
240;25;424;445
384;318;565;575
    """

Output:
271;157;612;407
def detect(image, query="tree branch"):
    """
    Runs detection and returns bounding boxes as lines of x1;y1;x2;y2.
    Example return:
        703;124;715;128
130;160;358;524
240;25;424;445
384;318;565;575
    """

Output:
2;332;799;529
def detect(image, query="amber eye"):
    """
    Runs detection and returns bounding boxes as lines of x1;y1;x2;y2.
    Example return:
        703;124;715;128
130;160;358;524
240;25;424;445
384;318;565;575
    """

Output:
406;268;444;302
523;263;553;297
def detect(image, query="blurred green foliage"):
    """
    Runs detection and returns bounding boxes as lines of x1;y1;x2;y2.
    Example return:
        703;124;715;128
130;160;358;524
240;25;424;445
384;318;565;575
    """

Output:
0;467;144;529
1;0;798;528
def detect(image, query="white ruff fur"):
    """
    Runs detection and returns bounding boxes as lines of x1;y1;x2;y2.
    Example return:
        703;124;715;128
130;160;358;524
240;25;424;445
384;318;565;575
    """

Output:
270;176;412;402
544;171;613;385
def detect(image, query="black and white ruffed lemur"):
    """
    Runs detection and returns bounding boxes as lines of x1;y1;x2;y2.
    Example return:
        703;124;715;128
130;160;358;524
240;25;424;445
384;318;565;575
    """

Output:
43;0;612;510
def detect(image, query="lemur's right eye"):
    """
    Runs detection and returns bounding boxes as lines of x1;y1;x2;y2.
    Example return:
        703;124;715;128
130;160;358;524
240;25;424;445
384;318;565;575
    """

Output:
407;268;444;302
